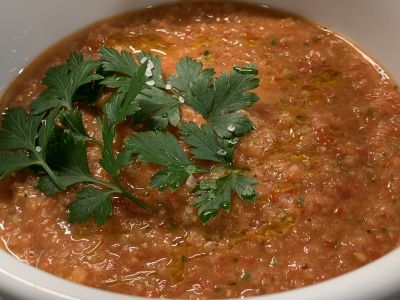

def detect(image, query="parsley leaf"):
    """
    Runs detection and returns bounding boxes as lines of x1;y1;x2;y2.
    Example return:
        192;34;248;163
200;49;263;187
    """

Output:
103;61;147;125
170;57;259;138
100;76;130;93
99;115;119;182
0;151;39;179
149;167;192;191
100;48;174;129
65;52;83;67
104;92;140;125
135;87;180;130
137;52;165;88
126;131;191;168
30;52;102;113
38;104;61;159
178;122;234;165
193;175;234;222
0;107;64;189
100;46;138;76
233;175;258;201
59;110;91;142
125;131;201;191
212;69;259;115
100;48;177;130
208;112;254;139
29;90;61;117
0;107;42;151
43;132;94;190
193;174;258;223
37;175;61;197
100;46;148;93
169;57;214;93
182;72;215;117
68;187;113;224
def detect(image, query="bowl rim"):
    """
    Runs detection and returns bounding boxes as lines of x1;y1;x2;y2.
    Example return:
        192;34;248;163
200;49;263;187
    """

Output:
1;247;400;300
1;1;400;299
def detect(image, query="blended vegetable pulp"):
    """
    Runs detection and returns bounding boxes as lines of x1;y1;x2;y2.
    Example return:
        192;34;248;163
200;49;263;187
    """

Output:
1;1;400;299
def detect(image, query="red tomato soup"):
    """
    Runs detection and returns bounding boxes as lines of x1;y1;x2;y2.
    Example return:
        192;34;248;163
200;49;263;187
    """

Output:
1;1;400;299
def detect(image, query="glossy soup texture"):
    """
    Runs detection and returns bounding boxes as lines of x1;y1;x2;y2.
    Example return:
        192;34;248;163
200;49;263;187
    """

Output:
1;2;400;299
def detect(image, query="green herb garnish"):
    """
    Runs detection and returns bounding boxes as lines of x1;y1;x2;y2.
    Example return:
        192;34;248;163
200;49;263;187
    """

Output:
242;272;252;281
0;106;64;189
193;174;258;222
125;131;205;191
30;52;103;113
0;47;260;224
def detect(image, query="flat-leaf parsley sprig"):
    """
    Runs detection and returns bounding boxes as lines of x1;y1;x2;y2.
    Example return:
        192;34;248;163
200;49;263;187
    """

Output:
37;54;150;223
125;56;260;222
0;51;149;224
0;106;64;189
0;46;260;224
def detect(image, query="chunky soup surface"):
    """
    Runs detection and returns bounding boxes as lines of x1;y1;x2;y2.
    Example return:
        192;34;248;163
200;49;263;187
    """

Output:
1;2;400;299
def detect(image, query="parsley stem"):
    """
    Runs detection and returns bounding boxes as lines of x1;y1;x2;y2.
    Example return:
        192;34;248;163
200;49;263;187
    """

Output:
196;167;209;174
30;136;65;191
95;114;103;131
39;160;65;190
227;167;250;174
87;136;103;147
64;101;73;111
120;190;148;209
89;178;120;191
89;178;147;208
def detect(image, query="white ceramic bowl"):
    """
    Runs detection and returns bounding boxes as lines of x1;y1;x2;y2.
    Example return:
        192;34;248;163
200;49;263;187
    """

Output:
1;1;400;299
